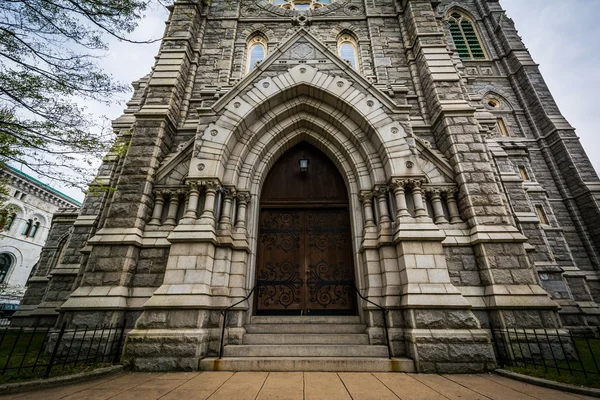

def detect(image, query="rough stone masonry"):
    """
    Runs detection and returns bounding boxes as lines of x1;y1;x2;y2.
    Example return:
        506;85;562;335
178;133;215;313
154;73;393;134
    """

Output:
12;0;600;373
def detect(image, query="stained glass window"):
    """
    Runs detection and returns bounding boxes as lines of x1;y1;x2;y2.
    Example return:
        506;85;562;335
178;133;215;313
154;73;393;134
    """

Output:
448;11;487;60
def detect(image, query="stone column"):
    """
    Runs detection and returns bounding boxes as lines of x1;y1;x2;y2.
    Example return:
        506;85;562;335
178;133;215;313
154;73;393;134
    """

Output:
183;182;200;221
445;189;463;224
375;186;392;224
409;180;428;219
163;190;181;226
199;180;220;225
234;192;250;230
390;179;411;223
148;191;165;226
428;188;448;224
359;191;376;230
218;187;236;230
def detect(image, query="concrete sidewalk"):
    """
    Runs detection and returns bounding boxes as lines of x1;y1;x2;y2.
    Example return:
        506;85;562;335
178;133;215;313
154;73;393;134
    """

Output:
0;371;595;400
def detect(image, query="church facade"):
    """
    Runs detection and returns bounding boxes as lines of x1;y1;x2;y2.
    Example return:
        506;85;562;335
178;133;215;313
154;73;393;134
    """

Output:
13;0;600;373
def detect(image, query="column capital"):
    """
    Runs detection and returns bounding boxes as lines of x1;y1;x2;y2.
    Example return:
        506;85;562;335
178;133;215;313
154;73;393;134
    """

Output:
186;181;200;193
153;190;165;201
236;191;251;204
222;186;237;199
374;185;389;198
359;190;375;202
408;179;425;190
202;179;221;193
425;187;442;198
389;179;409;191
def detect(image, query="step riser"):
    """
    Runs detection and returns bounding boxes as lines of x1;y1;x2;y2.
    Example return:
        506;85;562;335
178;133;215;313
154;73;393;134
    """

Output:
223;345;388;358
250;316;361;324
245;324;366;334
243;334;369;345
200;358;415;372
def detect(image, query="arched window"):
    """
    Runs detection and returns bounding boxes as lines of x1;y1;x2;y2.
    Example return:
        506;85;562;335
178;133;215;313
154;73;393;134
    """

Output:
247;35;267;73
338;34;359;71
29;221;40;238
22;219;32;236
447;11;486;60
269;0;334;10
0;253;12;283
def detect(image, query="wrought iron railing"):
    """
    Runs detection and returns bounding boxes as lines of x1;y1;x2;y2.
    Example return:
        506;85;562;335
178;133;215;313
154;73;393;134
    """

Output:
490;327;600;378
352;285;392;359
0;321;126;380
218;284;259;359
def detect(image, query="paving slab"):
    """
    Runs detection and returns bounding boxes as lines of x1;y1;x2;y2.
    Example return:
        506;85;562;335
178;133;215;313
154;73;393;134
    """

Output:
161;372;234;400
444;374;538;400
480;374;597;400
206;371;268;400
338;372;399;400
256;372;303;400
374;373;449;400
304;372;351;400
409;373;490;400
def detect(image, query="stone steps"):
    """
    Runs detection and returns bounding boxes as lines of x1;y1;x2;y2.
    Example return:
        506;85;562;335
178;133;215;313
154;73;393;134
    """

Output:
243;333;369;345
245;323;366;334
200;357;416;372
249;316;362;324
223;344;388;358
206;316;414;372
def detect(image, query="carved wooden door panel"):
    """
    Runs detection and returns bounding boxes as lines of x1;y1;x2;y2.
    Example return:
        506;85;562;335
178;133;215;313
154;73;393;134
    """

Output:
256;208;355;315
256;210;305;312
305;209;355;313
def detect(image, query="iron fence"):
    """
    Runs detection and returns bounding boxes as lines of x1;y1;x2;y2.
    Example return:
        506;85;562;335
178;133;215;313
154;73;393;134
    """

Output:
491;327;600;378
0;321;126;380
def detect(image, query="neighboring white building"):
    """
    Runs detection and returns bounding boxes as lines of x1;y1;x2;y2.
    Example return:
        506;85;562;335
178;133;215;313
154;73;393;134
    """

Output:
0;166;81;296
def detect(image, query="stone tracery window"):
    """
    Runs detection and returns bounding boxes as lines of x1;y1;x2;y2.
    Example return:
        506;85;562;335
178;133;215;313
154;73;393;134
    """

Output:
447;10;487;60
247;35;267;73
269;0;334;11
337;34;359;71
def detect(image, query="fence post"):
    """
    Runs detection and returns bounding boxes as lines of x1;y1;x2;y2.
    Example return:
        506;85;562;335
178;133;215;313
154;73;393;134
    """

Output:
45;322;67;379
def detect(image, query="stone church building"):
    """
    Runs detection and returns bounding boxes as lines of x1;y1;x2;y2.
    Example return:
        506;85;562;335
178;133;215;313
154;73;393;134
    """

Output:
13;0;600;373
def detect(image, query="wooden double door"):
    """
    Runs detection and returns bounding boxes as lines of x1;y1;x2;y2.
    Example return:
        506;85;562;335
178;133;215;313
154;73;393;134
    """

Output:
254;142;357;315
255;208;356;315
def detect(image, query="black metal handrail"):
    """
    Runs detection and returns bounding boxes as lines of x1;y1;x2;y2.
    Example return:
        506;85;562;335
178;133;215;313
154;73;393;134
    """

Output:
352;284;392;359
218;284;259;359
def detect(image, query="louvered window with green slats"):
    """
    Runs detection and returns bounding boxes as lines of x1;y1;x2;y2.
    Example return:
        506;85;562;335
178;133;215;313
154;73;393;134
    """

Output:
448;11;487;61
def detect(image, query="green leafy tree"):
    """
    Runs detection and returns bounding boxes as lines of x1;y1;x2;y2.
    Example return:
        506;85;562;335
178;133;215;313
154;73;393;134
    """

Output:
0;0;164;191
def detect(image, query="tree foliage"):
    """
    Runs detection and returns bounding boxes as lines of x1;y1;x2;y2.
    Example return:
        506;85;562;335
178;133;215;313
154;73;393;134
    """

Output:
0;0;162;191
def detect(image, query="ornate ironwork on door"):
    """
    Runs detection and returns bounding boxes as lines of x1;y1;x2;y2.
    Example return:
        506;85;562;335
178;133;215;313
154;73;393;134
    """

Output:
256;209;355;315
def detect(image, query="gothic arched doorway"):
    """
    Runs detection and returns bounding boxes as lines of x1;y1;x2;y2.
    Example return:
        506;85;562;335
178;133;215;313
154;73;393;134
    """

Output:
255;142;357;316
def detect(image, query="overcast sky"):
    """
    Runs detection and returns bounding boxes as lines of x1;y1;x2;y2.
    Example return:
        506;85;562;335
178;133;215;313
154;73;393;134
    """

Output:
46;0;600;202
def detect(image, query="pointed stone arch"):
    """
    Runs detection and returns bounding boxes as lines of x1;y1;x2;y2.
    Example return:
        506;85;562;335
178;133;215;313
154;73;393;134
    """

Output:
191;64;417;184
